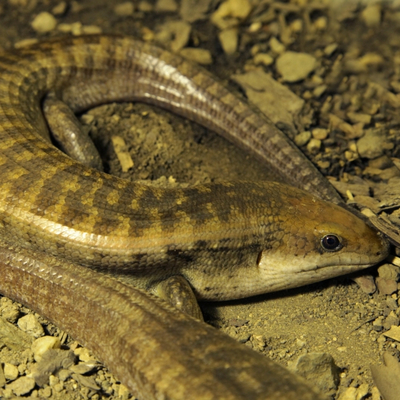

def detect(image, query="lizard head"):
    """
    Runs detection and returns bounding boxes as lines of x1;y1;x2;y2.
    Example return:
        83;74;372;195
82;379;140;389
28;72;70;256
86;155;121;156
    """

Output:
256;183;390;293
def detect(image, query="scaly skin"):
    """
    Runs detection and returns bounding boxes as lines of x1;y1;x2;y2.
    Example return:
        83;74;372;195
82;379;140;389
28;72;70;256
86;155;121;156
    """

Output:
0;35;390;399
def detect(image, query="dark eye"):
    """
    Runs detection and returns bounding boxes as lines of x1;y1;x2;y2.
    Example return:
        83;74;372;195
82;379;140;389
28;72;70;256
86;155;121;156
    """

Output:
321;234;342;252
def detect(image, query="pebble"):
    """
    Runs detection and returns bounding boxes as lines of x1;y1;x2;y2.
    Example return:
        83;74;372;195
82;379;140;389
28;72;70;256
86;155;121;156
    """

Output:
324;43;338;57
33;349;76;387
0;297;20;322
74;347;96;363
337;384;368;400
211;0;252;29
378;264;400;280
253;53;274;66
31;336;61;362
7;376;35;396
31;12;57;33
312;128;328;140
357;129;386;158
3;363;18;381
231;68;304;132
156;20;191;52
294;131;311;147
72;373;100;391
276;51;317;82
180;48;212;65
155;0;177;12
306;138;321;154
69;362;98;375
376;277;398;295
383;325;400;341
361;3;381;28
314;16;327;30
218;28;238;55
114;2;135;16
313;84;327;97
269;37;285;54
58;368;71;382
82;25;102;35
52;2;67;16
180;0;211;22
347;111;371;124
138;1;153;12
329;114;363;139
289;353;339;395
17;314;44;338
383;312;399;330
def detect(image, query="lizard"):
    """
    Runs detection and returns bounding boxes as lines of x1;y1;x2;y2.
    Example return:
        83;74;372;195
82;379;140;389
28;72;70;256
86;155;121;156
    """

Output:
0;34;390;399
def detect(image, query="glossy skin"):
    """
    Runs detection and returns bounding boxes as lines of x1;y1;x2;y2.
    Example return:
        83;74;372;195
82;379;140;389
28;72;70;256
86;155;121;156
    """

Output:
0;35;390;400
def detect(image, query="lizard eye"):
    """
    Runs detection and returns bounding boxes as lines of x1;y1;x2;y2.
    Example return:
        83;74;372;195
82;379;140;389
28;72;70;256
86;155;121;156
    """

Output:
321;234;342;252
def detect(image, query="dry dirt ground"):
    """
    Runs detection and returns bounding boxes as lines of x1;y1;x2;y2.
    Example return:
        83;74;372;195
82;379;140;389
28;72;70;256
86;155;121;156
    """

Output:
1;1;400;399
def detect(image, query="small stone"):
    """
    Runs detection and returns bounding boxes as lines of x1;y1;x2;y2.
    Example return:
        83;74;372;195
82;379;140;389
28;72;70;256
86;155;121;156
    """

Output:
41;386;52;397
114;2;134;16
313;85;327;98
156;20;191;53
373;316;384;332
18;314;44;338
289;19;303;33
383;313;400;330
4;363;18;381
269;37;285;54
211;0;252;29
33;349;76;387
359;52;384;67
378;264;400;280
138;1;153;12
294;131;311;147
180;0;211;23
324;43;338;57
32;336;61;362
74;347;96;363
31;12;57;33
361;4;381;28
353;274;377;294
72;373;100;391
180;48;212;65
58;369;71;382
69;362;98;375
253;53;273;66
376;277;398;295
314;16;327;30
307;138;321;154
0;298;20;322
383;325;400;341
82;25;102;35
276;51;317;82
312;128;328;140
155;0;177;12
218;28;238;55
52;2;67;15
7;376;35;396
317;160;330;169
338;385;368;400
347;111;371;124
357;129;386;159
289;353;339;395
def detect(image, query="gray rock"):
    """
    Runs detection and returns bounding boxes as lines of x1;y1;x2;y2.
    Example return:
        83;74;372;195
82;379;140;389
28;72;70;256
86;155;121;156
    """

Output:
357;129;386;159
289;352;339;396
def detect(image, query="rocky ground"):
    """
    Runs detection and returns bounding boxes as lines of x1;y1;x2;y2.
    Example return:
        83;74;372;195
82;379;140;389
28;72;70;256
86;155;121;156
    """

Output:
1;1;400;399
